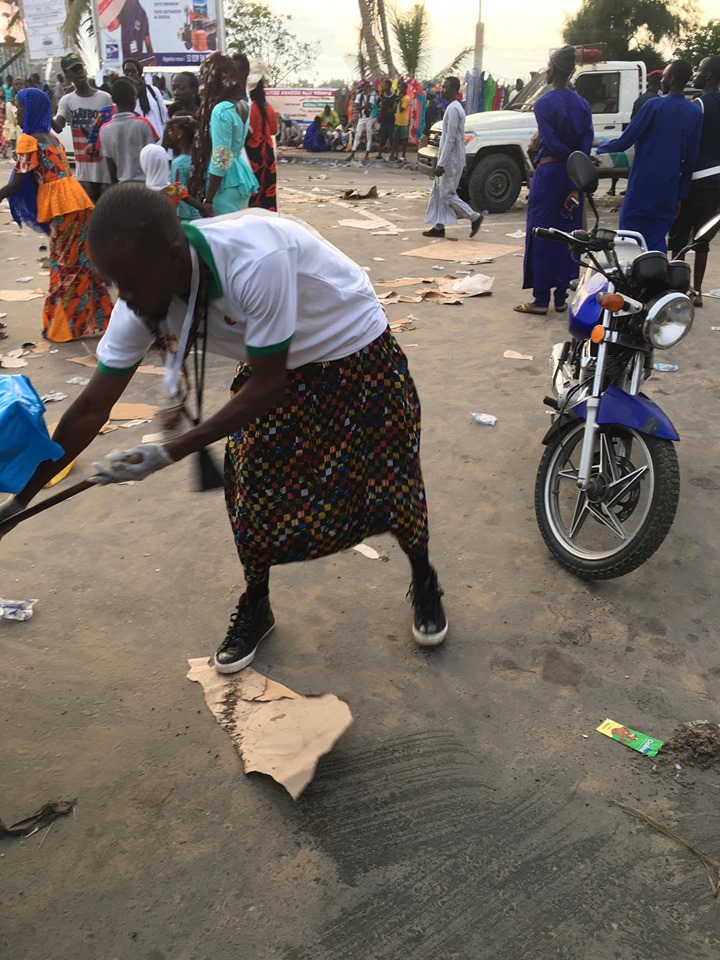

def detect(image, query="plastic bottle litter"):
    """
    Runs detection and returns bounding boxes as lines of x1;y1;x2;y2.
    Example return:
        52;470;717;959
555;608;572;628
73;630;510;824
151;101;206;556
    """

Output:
470;412;497;426
653;362;678;372
1;598;38;622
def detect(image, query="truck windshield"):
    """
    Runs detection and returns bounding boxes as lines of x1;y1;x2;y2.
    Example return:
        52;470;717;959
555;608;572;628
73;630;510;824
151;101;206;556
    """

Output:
506;71;550;112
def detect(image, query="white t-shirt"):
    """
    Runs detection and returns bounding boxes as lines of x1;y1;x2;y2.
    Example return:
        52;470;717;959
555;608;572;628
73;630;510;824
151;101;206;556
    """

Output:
96;214;388;374
56;89;112;183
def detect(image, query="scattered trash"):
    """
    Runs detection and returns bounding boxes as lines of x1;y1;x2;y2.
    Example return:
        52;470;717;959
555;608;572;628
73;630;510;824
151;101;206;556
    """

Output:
432;265;444;271
505;229;526;239
661;721;720;771
66;354;97;369
0;312;6;319
608;798;720;899
389;316;417;332
674;762;683;771
711;326;720;331
456;269;472;275
0;353;28;369
66;376;90;386
0;799;75;839
15;276;33;283
372;256;386;261
5;256;18;261
402;239;518;264
109;402;159;421
503;350;534;361
0;288;43;301
452;273;494;296
341;186;378;200
707;290;720;298
353;543;381;559
308;173;328;180
375;277;429;287
141;431;165;444
186;661;353;800
39;391;67;403
38;244;47;252
596;718;664;757
653;362;679;372
470;412;497;426
117;418;152;428
0;598;38;622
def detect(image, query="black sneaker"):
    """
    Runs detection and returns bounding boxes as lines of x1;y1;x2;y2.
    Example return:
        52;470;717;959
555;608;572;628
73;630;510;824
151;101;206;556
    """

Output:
214;595;275;674
408;571;448;647
422;226;446;238
470;213;484;238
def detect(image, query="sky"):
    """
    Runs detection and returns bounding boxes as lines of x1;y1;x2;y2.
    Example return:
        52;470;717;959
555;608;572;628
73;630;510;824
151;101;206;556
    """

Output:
266;0;720;84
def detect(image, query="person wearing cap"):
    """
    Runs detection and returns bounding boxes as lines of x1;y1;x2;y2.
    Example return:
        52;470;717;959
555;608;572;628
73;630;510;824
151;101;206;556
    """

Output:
632;69;663;118
514;45;593;315
53;53;112;203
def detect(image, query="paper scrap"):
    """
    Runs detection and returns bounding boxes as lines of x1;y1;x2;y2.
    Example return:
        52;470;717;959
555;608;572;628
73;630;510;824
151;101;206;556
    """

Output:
66;354;98;368
402;240;519;263
66;376;90;386
141;431;165;444
0;289;44;301
505;229;526;239
452;273;494;296
339;218;395;232
375;277;430;288
596;718;664;757
136;364;166;376
109;402;159;421
1;598;38;622
15;276;33;283
32;340;51;353
353;543;381;559
0;356;28;369
503;350;534;361
117;418;152;428
389;317;417;332
187;660;353;800
40;391;67;402
341;186;378;200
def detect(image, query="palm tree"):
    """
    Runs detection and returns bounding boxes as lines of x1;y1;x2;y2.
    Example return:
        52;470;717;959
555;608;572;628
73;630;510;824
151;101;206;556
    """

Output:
376;0;396;74
391;3;430;78
62;0;92;51
357;0;382;76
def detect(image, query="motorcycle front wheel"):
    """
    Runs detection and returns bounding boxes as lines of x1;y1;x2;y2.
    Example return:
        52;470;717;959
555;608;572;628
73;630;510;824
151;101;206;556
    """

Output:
535;421;680;579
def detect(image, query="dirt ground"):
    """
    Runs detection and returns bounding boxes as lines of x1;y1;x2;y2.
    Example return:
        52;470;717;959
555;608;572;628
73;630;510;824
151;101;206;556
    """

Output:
2;155;720;960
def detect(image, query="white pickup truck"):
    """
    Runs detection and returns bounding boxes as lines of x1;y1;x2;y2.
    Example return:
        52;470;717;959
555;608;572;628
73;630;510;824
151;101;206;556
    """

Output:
418;58;648;213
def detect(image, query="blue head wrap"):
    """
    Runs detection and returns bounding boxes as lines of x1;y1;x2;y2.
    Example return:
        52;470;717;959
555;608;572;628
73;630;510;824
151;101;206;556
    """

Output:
8;88;53;232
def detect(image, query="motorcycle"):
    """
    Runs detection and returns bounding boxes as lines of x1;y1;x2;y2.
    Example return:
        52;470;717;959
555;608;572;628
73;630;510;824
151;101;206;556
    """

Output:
533;151;720;579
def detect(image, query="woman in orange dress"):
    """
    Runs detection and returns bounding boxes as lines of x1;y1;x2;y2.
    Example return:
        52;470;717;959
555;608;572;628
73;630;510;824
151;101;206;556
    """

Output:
246;77;278;211
0;88;112;341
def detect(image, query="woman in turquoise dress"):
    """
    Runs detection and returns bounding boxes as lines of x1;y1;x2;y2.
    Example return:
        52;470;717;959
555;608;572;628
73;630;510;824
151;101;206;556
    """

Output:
188;52;257;215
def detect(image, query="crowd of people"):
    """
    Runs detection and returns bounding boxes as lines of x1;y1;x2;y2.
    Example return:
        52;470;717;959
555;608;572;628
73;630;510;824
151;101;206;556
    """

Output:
0;50;279;343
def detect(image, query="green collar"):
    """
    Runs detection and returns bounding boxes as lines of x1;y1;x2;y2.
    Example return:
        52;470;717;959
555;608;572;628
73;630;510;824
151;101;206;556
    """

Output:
181;221;222;300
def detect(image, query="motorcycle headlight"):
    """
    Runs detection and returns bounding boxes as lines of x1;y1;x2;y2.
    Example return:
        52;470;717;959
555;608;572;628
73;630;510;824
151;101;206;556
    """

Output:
644;292;694;349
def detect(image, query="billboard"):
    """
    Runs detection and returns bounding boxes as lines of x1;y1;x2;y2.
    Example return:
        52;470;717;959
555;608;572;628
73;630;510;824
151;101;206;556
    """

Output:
0;1;24;45
96;0;219;69
23;0;66;59
266;88;337;125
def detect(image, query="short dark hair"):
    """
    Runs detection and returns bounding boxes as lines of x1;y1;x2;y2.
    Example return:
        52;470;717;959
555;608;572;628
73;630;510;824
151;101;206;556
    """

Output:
445;76;460;95
232;52;249;80
705;55;720;82
89;182;184;257
111;77;136;108
670;59;693;88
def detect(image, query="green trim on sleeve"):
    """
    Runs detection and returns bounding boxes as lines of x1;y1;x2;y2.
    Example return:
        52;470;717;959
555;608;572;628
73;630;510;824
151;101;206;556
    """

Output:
181;222;223;299
245;335;294;358
97;359;143;377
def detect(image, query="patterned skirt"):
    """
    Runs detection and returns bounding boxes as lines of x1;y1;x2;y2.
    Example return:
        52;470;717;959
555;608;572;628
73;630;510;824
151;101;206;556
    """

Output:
44;208;113;342
224;329;429;582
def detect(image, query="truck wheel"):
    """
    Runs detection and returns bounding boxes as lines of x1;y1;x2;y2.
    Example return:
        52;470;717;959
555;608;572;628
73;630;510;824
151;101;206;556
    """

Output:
468;155;522;214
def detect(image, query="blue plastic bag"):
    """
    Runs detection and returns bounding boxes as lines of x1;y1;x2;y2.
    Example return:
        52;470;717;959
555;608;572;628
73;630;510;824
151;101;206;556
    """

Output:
0;375;64;494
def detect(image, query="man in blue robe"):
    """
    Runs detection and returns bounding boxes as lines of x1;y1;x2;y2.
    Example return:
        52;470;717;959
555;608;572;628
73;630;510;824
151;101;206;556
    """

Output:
596;60;702;254
515;45;594;316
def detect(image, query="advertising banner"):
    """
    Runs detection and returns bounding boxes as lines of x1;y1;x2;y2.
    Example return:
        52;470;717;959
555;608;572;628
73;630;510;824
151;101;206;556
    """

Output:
266;88;337;124
23;0;66;60
96;0;219;69
0;1;24;46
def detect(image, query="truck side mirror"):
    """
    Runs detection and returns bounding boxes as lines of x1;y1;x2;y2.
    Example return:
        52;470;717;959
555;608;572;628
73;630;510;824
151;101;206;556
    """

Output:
567;151;599;195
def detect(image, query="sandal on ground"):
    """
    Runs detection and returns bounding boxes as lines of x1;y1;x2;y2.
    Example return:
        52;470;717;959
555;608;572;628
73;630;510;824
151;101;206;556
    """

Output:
513;302;548;315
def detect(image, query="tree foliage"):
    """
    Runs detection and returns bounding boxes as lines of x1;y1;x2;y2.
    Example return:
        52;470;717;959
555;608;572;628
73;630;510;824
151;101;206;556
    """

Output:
225;1;319;86
674;19;720;63
563;0;695;61
391;3;431;77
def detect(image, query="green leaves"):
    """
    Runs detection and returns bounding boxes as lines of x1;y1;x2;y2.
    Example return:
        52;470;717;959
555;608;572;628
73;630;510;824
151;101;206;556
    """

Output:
225;0;319;86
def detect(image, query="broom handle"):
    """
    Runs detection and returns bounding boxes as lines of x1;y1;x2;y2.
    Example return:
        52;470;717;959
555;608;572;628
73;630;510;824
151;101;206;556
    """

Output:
0;478;97;532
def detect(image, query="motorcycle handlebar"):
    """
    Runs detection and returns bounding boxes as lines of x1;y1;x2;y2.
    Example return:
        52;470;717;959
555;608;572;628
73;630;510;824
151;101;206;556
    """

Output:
533;227;575;243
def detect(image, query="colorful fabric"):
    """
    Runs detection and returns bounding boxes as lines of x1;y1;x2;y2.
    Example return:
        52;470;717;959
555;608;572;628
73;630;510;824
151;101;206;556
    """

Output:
224;329;428;582
161;182;190;209
246;100;278;212
15;135;93;222
17;87;52;135
44;207;112;342
55;89;113;183
395;94;410;125
393;124;408;140
207;100;258;206
169;152;199;220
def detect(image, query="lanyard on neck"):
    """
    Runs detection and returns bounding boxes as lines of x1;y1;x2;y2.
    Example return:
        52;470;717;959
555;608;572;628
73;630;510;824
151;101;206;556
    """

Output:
164;244;199;399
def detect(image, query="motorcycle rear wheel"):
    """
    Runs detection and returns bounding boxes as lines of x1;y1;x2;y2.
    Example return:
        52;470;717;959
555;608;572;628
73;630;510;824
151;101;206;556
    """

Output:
535;421;680;579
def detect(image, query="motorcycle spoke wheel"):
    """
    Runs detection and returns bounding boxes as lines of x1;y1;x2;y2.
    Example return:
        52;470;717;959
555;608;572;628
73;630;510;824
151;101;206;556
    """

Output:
535;422;680;579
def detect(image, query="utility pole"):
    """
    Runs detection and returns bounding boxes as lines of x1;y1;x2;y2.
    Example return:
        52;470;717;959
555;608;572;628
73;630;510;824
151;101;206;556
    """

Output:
474;0;485;73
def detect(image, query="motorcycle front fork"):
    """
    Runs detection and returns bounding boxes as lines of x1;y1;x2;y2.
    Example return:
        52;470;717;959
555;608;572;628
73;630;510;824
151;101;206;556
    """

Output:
576;310;610;490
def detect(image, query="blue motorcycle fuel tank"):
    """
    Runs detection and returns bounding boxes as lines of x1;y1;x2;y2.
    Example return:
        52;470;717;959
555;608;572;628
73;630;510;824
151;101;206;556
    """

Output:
569;270;606;340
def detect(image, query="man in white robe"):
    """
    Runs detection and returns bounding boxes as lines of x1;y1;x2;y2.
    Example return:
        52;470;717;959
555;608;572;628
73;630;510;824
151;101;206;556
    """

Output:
424;76;483;238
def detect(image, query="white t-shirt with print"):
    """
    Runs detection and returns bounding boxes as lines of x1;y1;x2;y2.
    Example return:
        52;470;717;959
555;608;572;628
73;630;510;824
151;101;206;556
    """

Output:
96;214;388;373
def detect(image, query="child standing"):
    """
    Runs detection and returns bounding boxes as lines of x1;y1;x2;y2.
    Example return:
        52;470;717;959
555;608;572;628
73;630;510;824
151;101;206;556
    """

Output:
165;114;201;220
139;143;209;218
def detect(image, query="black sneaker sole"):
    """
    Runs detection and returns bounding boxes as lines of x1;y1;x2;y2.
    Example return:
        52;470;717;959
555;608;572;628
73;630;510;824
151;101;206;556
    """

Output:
412;619;449;647
213;622;276;674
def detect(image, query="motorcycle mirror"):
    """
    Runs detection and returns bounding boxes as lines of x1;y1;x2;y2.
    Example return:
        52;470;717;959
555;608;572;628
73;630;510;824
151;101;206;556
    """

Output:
694;211;720;242
567;151;599;195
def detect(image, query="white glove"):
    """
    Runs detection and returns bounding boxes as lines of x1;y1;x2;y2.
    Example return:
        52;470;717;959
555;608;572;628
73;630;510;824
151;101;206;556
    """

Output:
0;496;23;540
91;444;174;485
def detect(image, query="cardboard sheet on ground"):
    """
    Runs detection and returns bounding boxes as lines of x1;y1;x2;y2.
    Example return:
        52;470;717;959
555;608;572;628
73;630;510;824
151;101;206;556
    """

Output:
376;277;431;288
68;354;165;376
0;289;44;301
401;240;520;263
109;402;159;421
187;659;353;799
